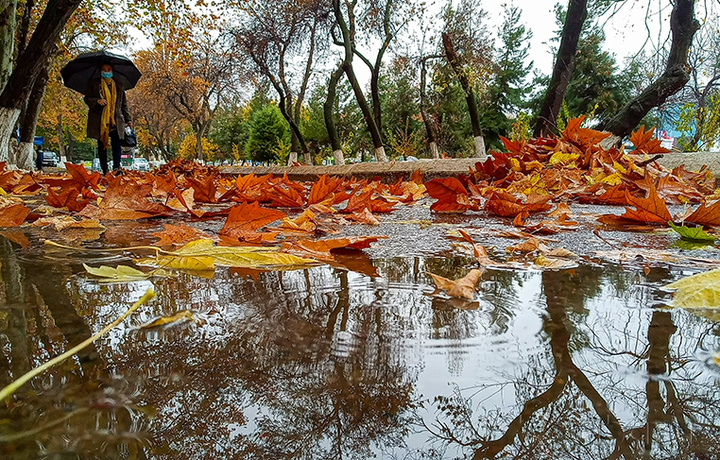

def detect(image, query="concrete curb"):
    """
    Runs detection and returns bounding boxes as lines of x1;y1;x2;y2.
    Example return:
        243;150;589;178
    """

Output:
221;152;720;182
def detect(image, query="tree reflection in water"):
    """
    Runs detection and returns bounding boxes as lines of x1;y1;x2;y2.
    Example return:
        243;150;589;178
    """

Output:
422;266;720;459
3;233;720;459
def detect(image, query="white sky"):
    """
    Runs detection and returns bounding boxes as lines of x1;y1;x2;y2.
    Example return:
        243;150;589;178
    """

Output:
480;0;679;75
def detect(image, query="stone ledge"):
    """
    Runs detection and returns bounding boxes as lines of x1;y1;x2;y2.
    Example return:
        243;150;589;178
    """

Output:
221;152;720;182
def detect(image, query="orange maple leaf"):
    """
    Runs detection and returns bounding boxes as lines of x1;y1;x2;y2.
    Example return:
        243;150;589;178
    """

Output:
685;199;720;227
308;174;344;205
619;180;672;224
219;202;286;239
629;126;671;154
65;163;102;190
186;175;219;203
0;197;30;227
345;189;396;214
484;191;552;217
562;115;611;151
425;177;470;213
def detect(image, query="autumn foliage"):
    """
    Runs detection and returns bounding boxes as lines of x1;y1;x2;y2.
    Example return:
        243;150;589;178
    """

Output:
3;118;720;280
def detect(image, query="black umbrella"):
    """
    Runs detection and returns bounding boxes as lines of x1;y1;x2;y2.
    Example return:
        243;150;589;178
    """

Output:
61;50;142;95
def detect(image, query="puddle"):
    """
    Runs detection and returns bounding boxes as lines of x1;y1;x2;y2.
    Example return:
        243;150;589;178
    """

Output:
1;233;720;459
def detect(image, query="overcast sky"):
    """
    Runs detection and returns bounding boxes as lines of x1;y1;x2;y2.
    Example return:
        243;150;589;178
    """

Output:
480;0;681;75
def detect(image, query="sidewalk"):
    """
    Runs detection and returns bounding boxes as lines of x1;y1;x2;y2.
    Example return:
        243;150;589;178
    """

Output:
222;152;720;182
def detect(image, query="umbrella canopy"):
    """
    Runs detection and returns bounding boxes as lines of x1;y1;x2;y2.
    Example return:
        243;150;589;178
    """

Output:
61;50;142;95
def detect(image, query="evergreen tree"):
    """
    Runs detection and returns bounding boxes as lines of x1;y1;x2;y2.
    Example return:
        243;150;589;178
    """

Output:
245;105;288;164
479;5;533;149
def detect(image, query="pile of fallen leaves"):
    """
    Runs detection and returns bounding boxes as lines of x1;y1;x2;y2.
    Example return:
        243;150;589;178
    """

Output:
1;116;719;299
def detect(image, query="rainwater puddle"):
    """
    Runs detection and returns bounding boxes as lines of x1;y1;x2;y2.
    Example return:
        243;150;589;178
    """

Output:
1;235;720;459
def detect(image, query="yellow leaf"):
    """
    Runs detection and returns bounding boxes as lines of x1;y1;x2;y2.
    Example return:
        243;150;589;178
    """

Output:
600;173;623;186
83;263;166;282
534;254;578;269
549;152;580;166
664;268;720;309
138;238;317;271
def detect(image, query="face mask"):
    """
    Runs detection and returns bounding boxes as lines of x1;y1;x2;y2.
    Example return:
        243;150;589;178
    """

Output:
101;71;113;79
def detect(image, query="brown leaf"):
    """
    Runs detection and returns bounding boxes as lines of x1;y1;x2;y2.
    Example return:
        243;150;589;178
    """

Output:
685;199;720;227
619;180;672;224
152;224;213;247
427;269;483;300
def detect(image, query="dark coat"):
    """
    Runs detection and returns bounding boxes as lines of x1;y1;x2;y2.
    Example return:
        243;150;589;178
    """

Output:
84;78;132;140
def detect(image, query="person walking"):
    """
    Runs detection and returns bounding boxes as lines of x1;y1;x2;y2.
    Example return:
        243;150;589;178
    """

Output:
84;64;133;174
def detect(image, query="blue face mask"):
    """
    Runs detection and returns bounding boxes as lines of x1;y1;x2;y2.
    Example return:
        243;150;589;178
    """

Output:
101;71;113;79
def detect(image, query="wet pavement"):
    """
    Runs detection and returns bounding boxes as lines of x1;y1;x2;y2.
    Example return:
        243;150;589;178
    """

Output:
1;198;720;459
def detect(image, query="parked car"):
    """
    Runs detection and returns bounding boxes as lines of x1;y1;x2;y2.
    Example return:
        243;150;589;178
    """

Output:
41;151;59;167
131;157;150;171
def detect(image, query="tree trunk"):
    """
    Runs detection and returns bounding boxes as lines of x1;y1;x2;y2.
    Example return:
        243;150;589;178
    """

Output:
287;151;297;165
420;56;441;159
442;32;487;160
332;149;344;165
533;0;588;137
0;0;83;163
324;65;344;165
333;0;386;162
598;0;699;138
16;66;49;169
0;0;16;91
56;113;66;161
195;129;204;161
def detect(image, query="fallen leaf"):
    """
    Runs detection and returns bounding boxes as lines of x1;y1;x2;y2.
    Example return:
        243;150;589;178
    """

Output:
134;310;197;329
534;254;578;269
84;263;168;282
425;177;470;213
152;223;213;247
457;229;495;265
0;196;30;227
220;202;286;240
685;199;720;227
664;268;720;309
33;216;105;231
629;125;671;155
427;269;483;300
668;221;715;242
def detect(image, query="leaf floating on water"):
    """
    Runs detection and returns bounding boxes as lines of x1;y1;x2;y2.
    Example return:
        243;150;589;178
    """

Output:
135;310;197;329
668;221;715;242
664;268;720;309
138;238;317;271
534;254;578;270
427;269;483;300
84;264;169;282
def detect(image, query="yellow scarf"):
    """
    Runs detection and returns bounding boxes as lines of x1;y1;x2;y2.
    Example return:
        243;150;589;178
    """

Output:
100;78;117;148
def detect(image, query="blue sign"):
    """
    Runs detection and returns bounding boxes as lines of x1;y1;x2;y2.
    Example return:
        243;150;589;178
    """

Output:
34;136;44;146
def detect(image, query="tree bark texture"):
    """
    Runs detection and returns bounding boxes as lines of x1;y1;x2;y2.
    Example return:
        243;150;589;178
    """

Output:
598;0;699;138
324;65;344;156
533;0;588;137
0;0;16;91
442;32;486;159
14;66;48;169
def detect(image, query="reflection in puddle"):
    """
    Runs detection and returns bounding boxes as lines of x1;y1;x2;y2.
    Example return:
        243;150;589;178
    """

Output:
1;237;720;458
